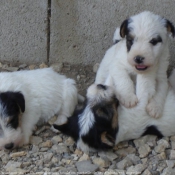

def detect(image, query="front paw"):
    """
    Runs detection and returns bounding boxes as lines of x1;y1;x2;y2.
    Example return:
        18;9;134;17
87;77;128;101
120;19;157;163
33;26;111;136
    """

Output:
118;94;138;108
146;99;162;119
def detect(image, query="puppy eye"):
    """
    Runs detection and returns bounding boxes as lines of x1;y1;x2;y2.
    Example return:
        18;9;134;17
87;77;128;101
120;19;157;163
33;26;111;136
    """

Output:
150;37;162;46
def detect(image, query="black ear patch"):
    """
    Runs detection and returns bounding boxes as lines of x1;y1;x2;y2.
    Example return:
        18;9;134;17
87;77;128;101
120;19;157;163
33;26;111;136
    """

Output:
120;19;130;38
0;91;25;113
165;19;175;37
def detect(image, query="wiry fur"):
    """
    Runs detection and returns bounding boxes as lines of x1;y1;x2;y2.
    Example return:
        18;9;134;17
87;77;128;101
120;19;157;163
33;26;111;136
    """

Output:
54;83;119;152
0;68;79;150
96;11;175;119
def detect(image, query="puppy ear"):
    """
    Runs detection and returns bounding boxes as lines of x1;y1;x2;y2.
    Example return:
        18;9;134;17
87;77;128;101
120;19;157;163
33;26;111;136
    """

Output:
12;92;25;113
120;19;129;38
101;132;115;147
165;19;175;38
0;92;25;113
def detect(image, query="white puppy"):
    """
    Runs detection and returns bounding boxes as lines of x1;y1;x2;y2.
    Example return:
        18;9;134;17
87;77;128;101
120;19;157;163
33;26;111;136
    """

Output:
0;68;79;150
95;11;175;118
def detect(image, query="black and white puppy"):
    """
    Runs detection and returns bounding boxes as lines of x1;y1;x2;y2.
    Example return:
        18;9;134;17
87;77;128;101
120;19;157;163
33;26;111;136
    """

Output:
0;68;79;150
54;83;119;152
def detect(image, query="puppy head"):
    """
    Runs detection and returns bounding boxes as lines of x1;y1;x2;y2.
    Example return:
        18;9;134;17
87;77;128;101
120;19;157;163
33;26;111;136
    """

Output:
0;92;25;150
120;11;175;72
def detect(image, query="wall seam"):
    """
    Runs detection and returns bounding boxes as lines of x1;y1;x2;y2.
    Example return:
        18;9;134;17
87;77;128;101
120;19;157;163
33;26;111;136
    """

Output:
47;0;51;65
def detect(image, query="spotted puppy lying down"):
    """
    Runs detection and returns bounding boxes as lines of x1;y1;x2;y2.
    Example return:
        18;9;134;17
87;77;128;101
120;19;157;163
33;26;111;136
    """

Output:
54;70;175;152
0;68;79;150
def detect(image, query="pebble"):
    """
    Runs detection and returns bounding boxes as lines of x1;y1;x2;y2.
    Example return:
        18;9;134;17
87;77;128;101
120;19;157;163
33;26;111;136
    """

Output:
39;63;48;68
30;136;43;145
116;157;133;169
115;146;136;157
138;144;151;158
155;139;170;153
76;160;99;172
40;140;52;148
51;135;63;144
170;150;175;160
79;153;90;161
93;63;100;73
4;67;19;72
92;157;110;168
126;164;146;175
98;151;118;161
51;63;63;72
29;64;36;70
10;151;27;158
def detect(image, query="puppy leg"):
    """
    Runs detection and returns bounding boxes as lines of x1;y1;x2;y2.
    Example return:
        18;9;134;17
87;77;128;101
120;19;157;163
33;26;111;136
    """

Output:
113;69;138;108
146;60;169;118
54;79;78;126
136;72;156;106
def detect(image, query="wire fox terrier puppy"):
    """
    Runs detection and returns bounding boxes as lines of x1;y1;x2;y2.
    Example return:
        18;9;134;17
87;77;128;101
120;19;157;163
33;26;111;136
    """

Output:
96;11;175;119
54;81;119;152
54;70;175;152
0;68;79;150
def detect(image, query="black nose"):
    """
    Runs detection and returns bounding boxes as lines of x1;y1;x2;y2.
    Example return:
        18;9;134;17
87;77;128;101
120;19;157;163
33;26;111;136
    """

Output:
134;56;144;64
97;84;107;90
4;143;14;150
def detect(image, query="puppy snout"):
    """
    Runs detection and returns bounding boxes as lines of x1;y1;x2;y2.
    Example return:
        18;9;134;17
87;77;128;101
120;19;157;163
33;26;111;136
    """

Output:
134;56;144;64
97;84;107;90
4;142;14;150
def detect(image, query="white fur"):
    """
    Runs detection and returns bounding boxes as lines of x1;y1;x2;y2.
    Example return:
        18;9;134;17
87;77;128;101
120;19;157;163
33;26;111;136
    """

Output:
0;68;79;149
96;11;172;118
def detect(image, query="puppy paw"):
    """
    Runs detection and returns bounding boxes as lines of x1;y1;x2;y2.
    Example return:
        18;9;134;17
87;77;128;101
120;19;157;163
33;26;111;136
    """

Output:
50;125;60;133
146;99;162;119
119;94;138;108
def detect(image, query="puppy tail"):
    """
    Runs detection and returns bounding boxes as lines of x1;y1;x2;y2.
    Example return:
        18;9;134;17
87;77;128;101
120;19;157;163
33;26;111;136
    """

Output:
113;27;122;44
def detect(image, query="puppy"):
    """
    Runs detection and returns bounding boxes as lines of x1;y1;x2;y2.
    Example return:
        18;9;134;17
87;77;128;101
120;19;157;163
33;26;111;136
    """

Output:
54;70;175;152
54;83;119;152
95;11;175;118
0;68;79;150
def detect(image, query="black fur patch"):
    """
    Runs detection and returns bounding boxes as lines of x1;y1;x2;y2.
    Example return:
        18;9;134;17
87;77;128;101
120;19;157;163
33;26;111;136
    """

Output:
142;125;163;138
0;91;25;129
126;35;134;52
113;39;121;44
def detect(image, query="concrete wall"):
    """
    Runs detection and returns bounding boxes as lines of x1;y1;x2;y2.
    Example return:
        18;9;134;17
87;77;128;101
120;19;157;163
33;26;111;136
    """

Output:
0;0;175;65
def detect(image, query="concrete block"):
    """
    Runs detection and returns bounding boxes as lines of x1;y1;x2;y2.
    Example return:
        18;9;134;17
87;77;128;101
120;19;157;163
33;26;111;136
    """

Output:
0;0;48;65
50;0;175;65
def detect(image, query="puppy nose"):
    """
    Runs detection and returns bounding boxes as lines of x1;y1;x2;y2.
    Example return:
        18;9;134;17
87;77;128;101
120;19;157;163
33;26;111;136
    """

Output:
4;143;14;150
134;56;144;64
97;84;107;90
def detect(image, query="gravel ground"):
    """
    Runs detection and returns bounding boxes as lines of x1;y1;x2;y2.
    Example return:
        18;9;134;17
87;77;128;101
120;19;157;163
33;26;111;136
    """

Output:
0;62;175;175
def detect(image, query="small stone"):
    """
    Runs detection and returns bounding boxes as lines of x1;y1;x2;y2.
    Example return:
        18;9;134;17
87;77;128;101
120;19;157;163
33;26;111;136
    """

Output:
98;151;118;161
116;157;133;170
156;152;166;160
171;136;175;142
51;156;58;164
30;136;43;145
52;145;69;154
166;160;175;168
170;150;175;160
74;149;83;156
4;67;19;72
76;160;99;172
115;147;136;157
138;144;151;158
29;64;36;70
40;140;52;148
93;63;100;73
31;145;39;153
19;64;27;69
10;151;27;158
142;169;152;175
39;62;48;68
171;141;175;150
65;137;75;145
62;159;71;164
162;167;175;175
43;152;53;164
22;162;31;168
51;135;63;144
126;164;146;175
79;153;90;161
92;157;110;168
154;139;170;153
35;126;47;135
116;141;129;149
77;75;80;81
51;63;63;72
5;161;25;173
134;135;157;148
127;154;141;165
141;158;148;164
